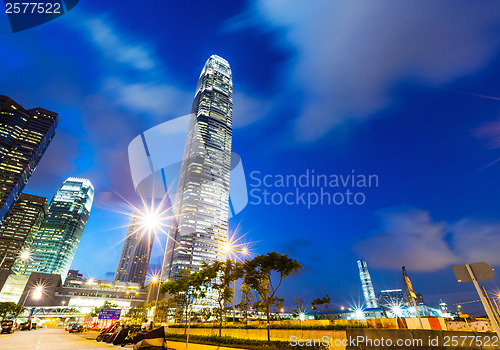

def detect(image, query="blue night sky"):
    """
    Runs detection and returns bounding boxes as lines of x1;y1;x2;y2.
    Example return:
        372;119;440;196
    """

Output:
2;1;500;315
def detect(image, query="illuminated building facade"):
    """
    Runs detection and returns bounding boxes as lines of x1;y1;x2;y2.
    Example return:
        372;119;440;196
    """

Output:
377;289;405;308
0;96;58;222
166;55;233;279
0;193;48;271
114;212;153;285
357;259;378;308
23;178;94;279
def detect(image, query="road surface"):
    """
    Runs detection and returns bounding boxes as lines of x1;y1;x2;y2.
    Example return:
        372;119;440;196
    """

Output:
0;328;249;350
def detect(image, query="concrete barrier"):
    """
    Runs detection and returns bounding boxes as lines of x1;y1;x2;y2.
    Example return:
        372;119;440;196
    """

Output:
346;328;500;350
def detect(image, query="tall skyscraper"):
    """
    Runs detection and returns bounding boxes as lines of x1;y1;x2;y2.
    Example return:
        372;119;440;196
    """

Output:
0;96;58;222
166;55;233;279
0;193;48;271
357;259;378;308
114;211;153;285
24;177;94;279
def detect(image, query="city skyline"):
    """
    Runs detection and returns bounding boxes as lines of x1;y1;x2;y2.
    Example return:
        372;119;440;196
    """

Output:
2;1;500;315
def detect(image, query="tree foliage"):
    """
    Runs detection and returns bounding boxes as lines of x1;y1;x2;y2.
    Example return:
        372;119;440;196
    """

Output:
311;294;332;314
89;301;118;317
197;260;242;336
0;302;24;320
243;251;302;343
238;282;254;323
160;268;205;333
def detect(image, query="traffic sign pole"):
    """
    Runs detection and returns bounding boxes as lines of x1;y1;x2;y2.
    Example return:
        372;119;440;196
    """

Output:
465;264;500;338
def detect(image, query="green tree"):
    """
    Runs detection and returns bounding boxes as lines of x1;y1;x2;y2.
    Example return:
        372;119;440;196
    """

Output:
150;298;176;323
160;268;205;334
271;297;285;320
243;252;302;343
291;296;305;323
89;301;118;317
0;302;24;320
126;302;149;323
311;295;331;319
199;307;213;323
238;282;254;323
197;260;242;336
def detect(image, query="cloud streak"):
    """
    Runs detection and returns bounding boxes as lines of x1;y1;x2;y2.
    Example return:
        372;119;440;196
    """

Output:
243;1;500;142
355;207;500;272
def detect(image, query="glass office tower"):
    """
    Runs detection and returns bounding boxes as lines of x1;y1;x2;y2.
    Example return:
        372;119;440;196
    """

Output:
0;96;58;222
166;55;233;279
358;259;378;308
0;193;48;271
114;211;153;285
24;178;94;279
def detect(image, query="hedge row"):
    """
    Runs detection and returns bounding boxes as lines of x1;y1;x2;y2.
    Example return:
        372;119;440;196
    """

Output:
165;333;328;350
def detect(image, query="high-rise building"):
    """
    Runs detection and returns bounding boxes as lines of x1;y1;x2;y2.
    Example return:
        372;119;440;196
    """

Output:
166;55;233;279
0;193;48;271
377;289;405;308
114;212;153;285
357;259;378;308
0;96;58;222
23;178;94;279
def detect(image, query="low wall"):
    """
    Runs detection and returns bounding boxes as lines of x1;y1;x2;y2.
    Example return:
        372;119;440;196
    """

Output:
346;328;500;350
445;320;492;332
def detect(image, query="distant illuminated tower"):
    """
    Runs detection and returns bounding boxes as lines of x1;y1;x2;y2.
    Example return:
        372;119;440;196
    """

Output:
357;259;378;308
114;212;153;285
23;178;94;279
166;55;233;279
0;96;58;222
0;193;48;271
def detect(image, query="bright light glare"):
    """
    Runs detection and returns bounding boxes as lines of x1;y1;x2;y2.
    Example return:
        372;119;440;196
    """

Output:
241;247;248;255
32;287;43;300
20;250;30;260
151;275;159;283
299;312;305;321
222;242;231;252
140;212;161;231
87;278;94;285
354;308;365;319
391;305;403;317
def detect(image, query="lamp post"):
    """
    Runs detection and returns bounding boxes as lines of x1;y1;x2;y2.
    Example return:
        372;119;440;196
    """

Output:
0;248;30;271
17;286;43;325
223;243;248;323
152;225;176;325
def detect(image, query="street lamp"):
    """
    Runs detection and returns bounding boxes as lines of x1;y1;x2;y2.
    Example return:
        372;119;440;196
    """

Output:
152;225;176;325
17;286;43;325
0;248;31;271
86;278;100;307
223;242;249;323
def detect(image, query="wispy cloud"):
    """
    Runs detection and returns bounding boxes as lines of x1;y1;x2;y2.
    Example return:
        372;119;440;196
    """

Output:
83;17;158;71
355;207;500;271
234;1;500;142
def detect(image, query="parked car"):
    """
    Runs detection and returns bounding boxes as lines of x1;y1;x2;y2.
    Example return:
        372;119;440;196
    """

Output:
65;322;76;331
31;323;37;330
19;321;32;331
1;320;15;334
67;323;83;333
